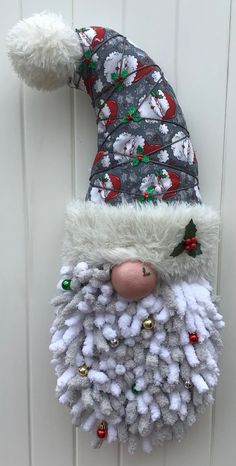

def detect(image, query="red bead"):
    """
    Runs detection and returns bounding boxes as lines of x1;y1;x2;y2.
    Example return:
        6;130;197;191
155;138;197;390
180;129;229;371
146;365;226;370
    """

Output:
185;238;191;244
189;332;199;344
97;428;107;439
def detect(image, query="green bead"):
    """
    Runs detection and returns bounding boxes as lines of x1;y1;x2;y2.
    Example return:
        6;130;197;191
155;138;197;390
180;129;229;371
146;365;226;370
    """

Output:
61;279;71;291
131;383;141;395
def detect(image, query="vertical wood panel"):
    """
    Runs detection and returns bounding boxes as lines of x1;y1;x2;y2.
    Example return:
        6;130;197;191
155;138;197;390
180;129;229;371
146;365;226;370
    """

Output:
2;1;236;466
174;0;231;208
0;2;30;466
21;1;74;466
123;0;178;88
211;1;236;465
165;1;231;466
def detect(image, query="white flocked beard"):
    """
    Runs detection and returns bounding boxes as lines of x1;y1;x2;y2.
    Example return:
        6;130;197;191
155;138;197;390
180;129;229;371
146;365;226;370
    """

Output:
50;261;224;454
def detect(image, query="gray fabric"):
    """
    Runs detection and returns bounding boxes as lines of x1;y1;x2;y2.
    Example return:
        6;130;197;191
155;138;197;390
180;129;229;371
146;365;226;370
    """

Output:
74;27;200;205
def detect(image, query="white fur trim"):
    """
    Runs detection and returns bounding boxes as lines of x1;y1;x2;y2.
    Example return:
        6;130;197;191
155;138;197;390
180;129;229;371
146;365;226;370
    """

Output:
6;11;82;90
62;200;219;281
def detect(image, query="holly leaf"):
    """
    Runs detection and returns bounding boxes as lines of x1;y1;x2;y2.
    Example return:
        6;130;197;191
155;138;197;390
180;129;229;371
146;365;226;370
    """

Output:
187;243;202;257
122;116;128;124
170;241;185;257
133;114;141;122
121;69;129;78
147;186;155;194
142;267;151;277
84;50;92;58
184;219;197;239
116;82;123;90
89;61;96;69
137;194;145;202
127;105;136;115
79;62;85;72
142;155;150;163
132;158;139;167
111;72;118;81
151;89;158;97
136;146;143;154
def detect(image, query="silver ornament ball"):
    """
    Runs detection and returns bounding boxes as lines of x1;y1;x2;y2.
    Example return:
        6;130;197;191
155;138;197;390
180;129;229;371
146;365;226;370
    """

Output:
109;338;119;348
184;380;193;389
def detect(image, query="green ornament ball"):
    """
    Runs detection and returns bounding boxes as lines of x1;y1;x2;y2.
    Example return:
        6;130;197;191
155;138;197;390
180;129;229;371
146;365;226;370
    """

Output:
131;383;142;395
61;279;71;291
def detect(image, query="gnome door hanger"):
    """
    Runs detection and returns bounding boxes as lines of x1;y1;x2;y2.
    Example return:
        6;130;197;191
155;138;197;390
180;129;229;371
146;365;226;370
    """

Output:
7;12;224;454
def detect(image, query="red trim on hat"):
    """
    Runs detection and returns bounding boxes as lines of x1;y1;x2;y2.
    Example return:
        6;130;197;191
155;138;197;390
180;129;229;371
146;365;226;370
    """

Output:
162;171;180;200
105;175;121;202
93;150;106;165
162;93;176;121
90;26;106;48
106;100;118;128
143;141;161;155
83;75;97;97
133;62;156;83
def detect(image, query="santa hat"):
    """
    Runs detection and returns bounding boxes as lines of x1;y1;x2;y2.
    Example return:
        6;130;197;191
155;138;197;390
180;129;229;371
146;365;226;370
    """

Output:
6;11;219;282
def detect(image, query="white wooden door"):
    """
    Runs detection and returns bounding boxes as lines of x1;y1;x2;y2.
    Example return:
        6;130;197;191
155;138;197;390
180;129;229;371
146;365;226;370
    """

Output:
1;1;236;465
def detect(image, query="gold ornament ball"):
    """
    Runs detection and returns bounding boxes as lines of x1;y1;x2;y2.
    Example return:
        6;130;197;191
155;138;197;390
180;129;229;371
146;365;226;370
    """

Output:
78;364;89;377
142;316;155;330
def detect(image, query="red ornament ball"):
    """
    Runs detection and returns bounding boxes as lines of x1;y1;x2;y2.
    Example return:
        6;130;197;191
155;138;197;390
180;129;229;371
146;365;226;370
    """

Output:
111;261;158;300
189;332;199;344
97;428;107;439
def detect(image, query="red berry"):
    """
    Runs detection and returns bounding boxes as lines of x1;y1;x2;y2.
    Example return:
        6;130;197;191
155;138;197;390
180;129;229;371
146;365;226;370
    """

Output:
143;192;149;199
191;242;197;249
192;236;197;242
185;245;191;251
185;238;191;244
189;332;199;344
137;155;142;161
97;428;107;439
127;114;133;120
84;57;90;64
117;76;124;83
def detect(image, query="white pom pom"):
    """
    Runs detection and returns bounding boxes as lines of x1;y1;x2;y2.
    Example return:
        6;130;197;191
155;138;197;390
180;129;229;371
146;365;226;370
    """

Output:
75;262;89;272
57;366;76;390
110;382;121;397
191;372;209;393
6;11;82;90
88;370;108;384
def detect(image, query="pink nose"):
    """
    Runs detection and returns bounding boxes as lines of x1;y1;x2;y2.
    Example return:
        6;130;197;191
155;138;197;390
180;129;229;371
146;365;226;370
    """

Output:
111;260;158;300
